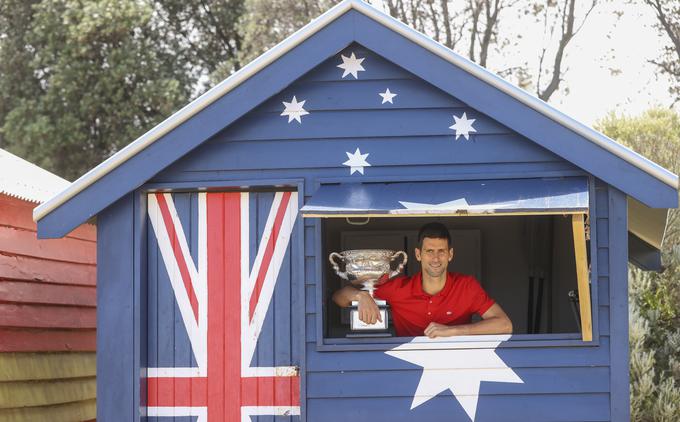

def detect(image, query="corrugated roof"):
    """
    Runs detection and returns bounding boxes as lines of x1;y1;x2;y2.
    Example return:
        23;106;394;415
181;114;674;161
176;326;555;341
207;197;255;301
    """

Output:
0;148;70;204
33;0;678;222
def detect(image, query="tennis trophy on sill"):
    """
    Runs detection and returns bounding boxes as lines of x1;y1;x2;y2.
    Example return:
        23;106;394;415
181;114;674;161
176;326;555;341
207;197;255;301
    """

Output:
329;249;407;336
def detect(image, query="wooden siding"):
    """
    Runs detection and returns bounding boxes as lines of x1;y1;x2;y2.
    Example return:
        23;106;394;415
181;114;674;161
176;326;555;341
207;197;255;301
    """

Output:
143;191;301;420
0;194;96;421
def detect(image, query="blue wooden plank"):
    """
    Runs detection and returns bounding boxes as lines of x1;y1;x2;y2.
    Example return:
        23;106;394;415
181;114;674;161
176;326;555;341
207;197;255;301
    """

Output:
146;212;160;369
608;187;630;421
137;192;148;411
172;194;196;369
596;217;609;247
305;285;316;313
176;135;558;173
350;11;677;208
255;193;276;368
597;248;609;276
300;178;588;216
302;43;413;81
153;162;582;186
97;193;136;421
274;246;293;367
598;305;610;336
598;277;609;306
255;78;466;113
306;366;610;397
305;257;316;285
220;109;512;141
306;394;610;421
36;12;356;239
305;340;610;372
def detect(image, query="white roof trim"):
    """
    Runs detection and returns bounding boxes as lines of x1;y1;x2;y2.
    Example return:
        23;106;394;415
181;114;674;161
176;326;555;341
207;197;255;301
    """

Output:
33;0;678;222
0;149;70;204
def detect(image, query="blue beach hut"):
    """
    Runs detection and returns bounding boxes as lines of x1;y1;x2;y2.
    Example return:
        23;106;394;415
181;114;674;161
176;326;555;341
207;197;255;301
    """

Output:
34;1;678;421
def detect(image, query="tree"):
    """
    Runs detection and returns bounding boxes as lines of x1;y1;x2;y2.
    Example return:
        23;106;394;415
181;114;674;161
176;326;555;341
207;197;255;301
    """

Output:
595;108;680;421
374;0;597;102
150;0;247;85
644;0;680;106
0;0;195;180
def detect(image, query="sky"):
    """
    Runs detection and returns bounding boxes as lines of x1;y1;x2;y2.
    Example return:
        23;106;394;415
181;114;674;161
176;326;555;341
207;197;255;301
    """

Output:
546;2;674;126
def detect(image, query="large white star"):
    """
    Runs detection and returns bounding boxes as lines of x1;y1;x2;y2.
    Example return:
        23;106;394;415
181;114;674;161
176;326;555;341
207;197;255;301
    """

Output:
396;198;512;213
386;337;523;421
342;148;371;175
280;96;309;123
379;88;397;104
337;52;365;79
449;112;477;140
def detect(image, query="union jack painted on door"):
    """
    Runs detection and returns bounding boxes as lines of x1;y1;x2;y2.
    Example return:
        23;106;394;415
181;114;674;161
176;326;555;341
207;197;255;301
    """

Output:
144;191;300;421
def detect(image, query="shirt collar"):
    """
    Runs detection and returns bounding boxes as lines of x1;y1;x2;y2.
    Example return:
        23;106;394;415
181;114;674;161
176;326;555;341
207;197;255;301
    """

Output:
412;272;455;298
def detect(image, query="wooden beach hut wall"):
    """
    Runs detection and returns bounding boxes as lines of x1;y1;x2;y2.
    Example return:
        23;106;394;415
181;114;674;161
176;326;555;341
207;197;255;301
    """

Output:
34;1;678;421
0;149;97;421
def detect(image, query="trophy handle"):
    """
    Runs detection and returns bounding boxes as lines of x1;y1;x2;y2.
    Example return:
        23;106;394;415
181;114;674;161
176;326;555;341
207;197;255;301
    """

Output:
388;251;408;278
329;252;349;280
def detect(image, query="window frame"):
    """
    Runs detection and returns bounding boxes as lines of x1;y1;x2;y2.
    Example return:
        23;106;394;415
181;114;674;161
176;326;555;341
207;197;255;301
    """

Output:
310;174;600;351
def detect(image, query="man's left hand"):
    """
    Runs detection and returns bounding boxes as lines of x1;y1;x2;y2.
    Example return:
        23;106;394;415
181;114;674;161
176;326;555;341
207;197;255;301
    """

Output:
424;322;456;338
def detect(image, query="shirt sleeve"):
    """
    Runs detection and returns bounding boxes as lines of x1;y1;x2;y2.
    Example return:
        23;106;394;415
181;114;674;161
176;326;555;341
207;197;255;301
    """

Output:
467;276;495;316
373;274;397;301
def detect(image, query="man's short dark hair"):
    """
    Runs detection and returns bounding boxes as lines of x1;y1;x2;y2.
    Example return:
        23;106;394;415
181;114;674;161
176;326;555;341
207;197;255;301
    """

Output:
417;222;451;248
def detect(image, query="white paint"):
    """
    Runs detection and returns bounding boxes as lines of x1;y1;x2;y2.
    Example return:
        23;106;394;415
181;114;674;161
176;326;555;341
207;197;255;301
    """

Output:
343;147;371;175
337;52;366;79
449;112;477;140
379;88;397;104
144;406;207;422
147;194;206;371
241;406;301;422
386;338;523;421
280;96;309;123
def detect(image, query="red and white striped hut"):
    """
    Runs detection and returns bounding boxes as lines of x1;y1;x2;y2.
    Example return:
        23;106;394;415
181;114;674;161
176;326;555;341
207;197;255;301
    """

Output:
0;148;97;421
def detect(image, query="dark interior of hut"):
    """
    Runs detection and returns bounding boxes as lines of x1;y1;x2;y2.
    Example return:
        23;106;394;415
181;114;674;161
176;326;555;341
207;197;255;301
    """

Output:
322;214;589;339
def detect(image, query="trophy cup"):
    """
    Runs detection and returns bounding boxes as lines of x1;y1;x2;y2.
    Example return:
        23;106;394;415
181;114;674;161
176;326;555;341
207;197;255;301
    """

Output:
329;249;407;336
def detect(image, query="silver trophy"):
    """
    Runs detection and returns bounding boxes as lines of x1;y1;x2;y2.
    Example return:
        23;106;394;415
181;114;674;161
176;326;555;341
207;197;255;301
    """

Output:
329;249;407;334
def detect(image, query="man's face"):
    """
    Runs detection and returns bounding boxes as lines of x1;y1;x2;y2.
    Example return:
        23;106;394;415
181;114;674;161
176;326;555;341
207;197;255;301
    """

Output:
415;237;454;279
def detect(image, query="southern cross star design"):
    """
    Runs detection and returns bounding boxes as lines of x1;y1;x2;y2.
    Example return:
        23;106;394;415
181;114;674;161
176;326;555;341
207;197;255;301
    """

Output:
281;96;309;123
379;88;397;104
337;52;366;79
386;337;523;421
449;112;477;140
397;198;512;213
342;148;371;175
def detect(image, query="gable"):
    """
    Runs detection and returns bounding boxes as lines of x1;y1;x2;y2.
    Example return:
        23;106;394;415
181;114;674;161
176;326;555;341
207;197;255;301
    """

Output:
157;44;570;181
35;2;677;238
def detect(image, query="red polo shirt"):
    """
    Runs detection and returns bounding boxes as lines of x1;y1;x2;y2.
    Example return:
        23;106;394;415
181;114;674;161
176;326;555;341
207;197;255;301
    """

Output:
374;272;495;337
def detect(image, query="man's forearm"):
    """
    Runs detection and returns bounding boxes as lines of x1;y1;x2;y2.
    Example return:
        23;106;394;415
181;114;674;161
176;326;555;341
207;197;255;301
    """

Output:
332;285;369;307
446;316;513;336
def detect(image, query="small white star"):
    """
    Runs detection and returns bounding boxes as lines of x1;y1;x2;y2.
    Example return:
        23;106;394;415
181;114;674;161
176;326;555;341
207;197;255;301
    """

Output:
280;96;309;123
342;148;371;175
337;52;365;79
386;338;523;421
449;112;477;140
379;88;397;104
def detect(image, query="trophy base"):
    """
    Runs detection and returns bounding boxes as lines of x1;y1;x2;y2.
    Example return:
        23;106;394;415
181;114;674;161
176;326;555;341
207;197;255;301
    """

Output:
348;300;392;337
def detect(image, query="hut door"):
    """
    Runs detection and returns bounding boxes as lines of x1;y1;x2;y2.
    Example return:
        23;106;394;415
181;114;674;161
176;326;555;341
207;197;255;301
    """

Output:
144;191;301;421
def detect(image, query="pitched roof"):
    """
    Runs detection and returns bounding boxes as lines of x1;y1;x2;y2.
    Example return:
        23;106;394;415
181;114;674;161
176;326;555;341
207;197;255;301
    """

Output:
33;0;678;237
0;148;69;204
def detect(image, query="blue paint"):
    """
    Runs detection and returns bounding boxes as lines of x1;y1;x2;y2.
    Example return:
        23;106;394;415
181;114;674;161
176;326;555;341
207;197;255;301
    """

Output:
300;177;589;215
608;188;630;421
97;193;136;421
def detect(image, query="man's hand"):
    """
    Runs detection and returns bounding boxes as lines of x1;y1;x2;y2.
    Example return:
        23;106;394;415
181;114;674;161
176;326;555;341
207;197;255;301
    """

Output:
356;291;382;325
424;322;456;338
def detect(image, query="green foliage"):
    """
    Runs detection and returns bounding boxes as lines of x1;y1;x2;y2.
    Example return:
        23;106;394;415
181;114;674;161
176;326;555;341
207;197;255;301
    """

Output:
596;108;680;421
0;0;195;180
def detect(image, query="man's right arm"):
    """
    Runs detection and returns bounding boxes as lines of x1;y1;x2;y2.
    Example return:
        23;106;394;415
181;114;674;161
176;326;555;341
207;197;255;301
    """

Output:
331;285;382;325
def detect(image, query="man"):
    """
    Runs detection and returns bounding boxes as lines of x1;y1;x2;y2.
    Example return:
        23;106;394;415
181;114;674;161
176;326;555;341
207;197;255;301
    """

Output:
332;222;512;338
